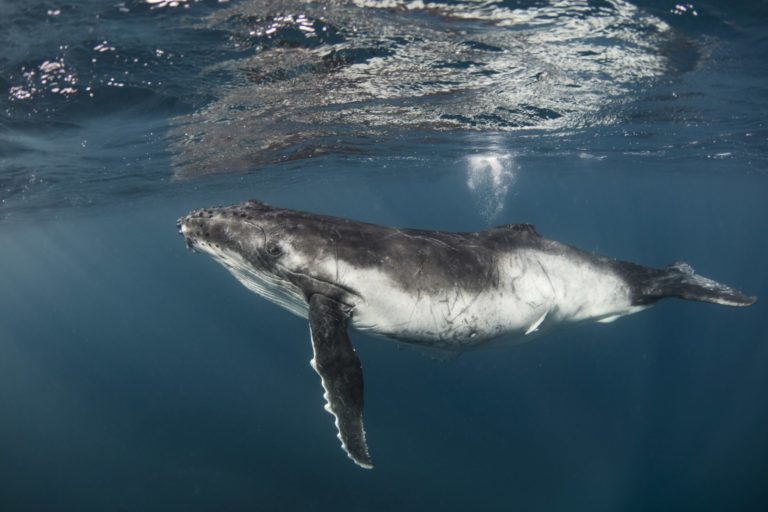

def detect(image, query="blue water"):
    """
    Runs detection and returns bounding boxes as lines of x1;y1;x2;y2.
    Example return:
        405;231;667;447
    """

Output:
1;1;767;510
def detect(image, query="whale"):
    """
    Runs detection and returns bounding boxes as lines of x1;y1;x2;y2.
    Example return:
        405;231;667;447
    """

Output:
177;200;756;468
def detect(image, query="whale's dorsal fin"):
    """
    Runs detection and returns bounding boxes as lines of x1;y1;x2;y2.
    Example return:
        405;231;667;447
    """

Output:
308;294;373;469
492;223;539;236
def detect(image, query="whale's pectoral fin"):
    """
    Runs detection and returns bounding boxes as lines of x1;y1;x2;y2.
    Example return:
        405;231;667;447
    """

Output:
308;294;373;469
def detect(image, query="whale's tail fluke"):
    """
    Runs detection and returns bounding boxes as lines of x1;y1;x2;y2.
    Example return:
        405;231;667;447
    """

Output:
637;261;756;307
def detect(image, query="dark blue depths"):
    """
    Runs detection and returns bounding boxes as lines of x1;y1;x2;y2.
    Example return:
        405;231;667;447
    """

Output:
1;1;767;511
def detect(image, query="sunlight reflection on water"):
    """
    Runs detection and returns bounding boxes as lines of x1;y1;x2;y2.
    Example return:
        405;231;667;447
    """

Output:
169;0;676;177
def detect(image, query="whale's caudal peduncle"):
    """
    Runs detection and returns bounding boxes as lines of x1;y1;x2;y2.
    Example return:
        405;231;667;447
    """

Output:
177;199;756;468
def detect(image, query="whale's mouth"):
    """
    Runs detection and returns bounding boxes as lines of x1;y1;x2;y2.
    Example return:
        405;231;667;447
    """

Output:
176;216;199;251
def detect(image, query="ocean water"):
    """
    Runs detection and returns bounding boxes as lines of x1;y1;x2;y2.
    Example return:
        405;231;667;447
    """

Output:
1;0;767;510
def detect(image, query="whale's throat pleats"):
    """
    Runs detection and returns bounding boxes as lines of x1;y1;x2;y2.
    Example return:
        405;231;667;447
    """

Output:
207;244;309;318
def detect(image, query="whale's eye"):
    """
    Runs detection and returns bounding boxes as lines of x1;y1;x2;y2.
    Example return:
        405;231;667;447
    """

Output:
265;240;282;257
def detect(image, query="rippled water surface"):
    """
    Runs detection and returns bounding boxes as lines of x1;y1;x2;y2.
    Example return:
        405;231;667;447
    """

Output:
1;1;767;511
2;0;766;213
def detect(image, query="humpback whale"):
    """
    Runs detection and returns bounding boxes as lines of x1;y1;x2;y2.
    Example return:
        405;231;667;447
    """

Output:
177;200;756;468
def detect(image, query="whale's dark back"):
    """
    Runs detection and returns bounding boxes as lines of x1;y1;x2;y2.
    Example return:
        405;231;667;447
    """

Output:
284;217;545;294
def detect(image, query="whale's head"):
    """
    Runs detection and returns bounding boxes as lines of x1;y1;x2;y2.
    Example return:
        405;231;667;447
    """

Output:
177;200;356;316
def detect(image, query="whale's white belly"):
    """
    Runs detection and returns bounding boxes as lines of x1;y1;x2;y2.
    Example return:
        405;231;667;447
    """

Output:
337;250;642;348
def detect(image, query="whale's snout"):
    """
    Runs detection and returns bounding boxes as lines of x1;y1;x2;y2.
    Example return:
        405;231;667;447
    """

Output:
176;207;221;251
176;201;275;255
